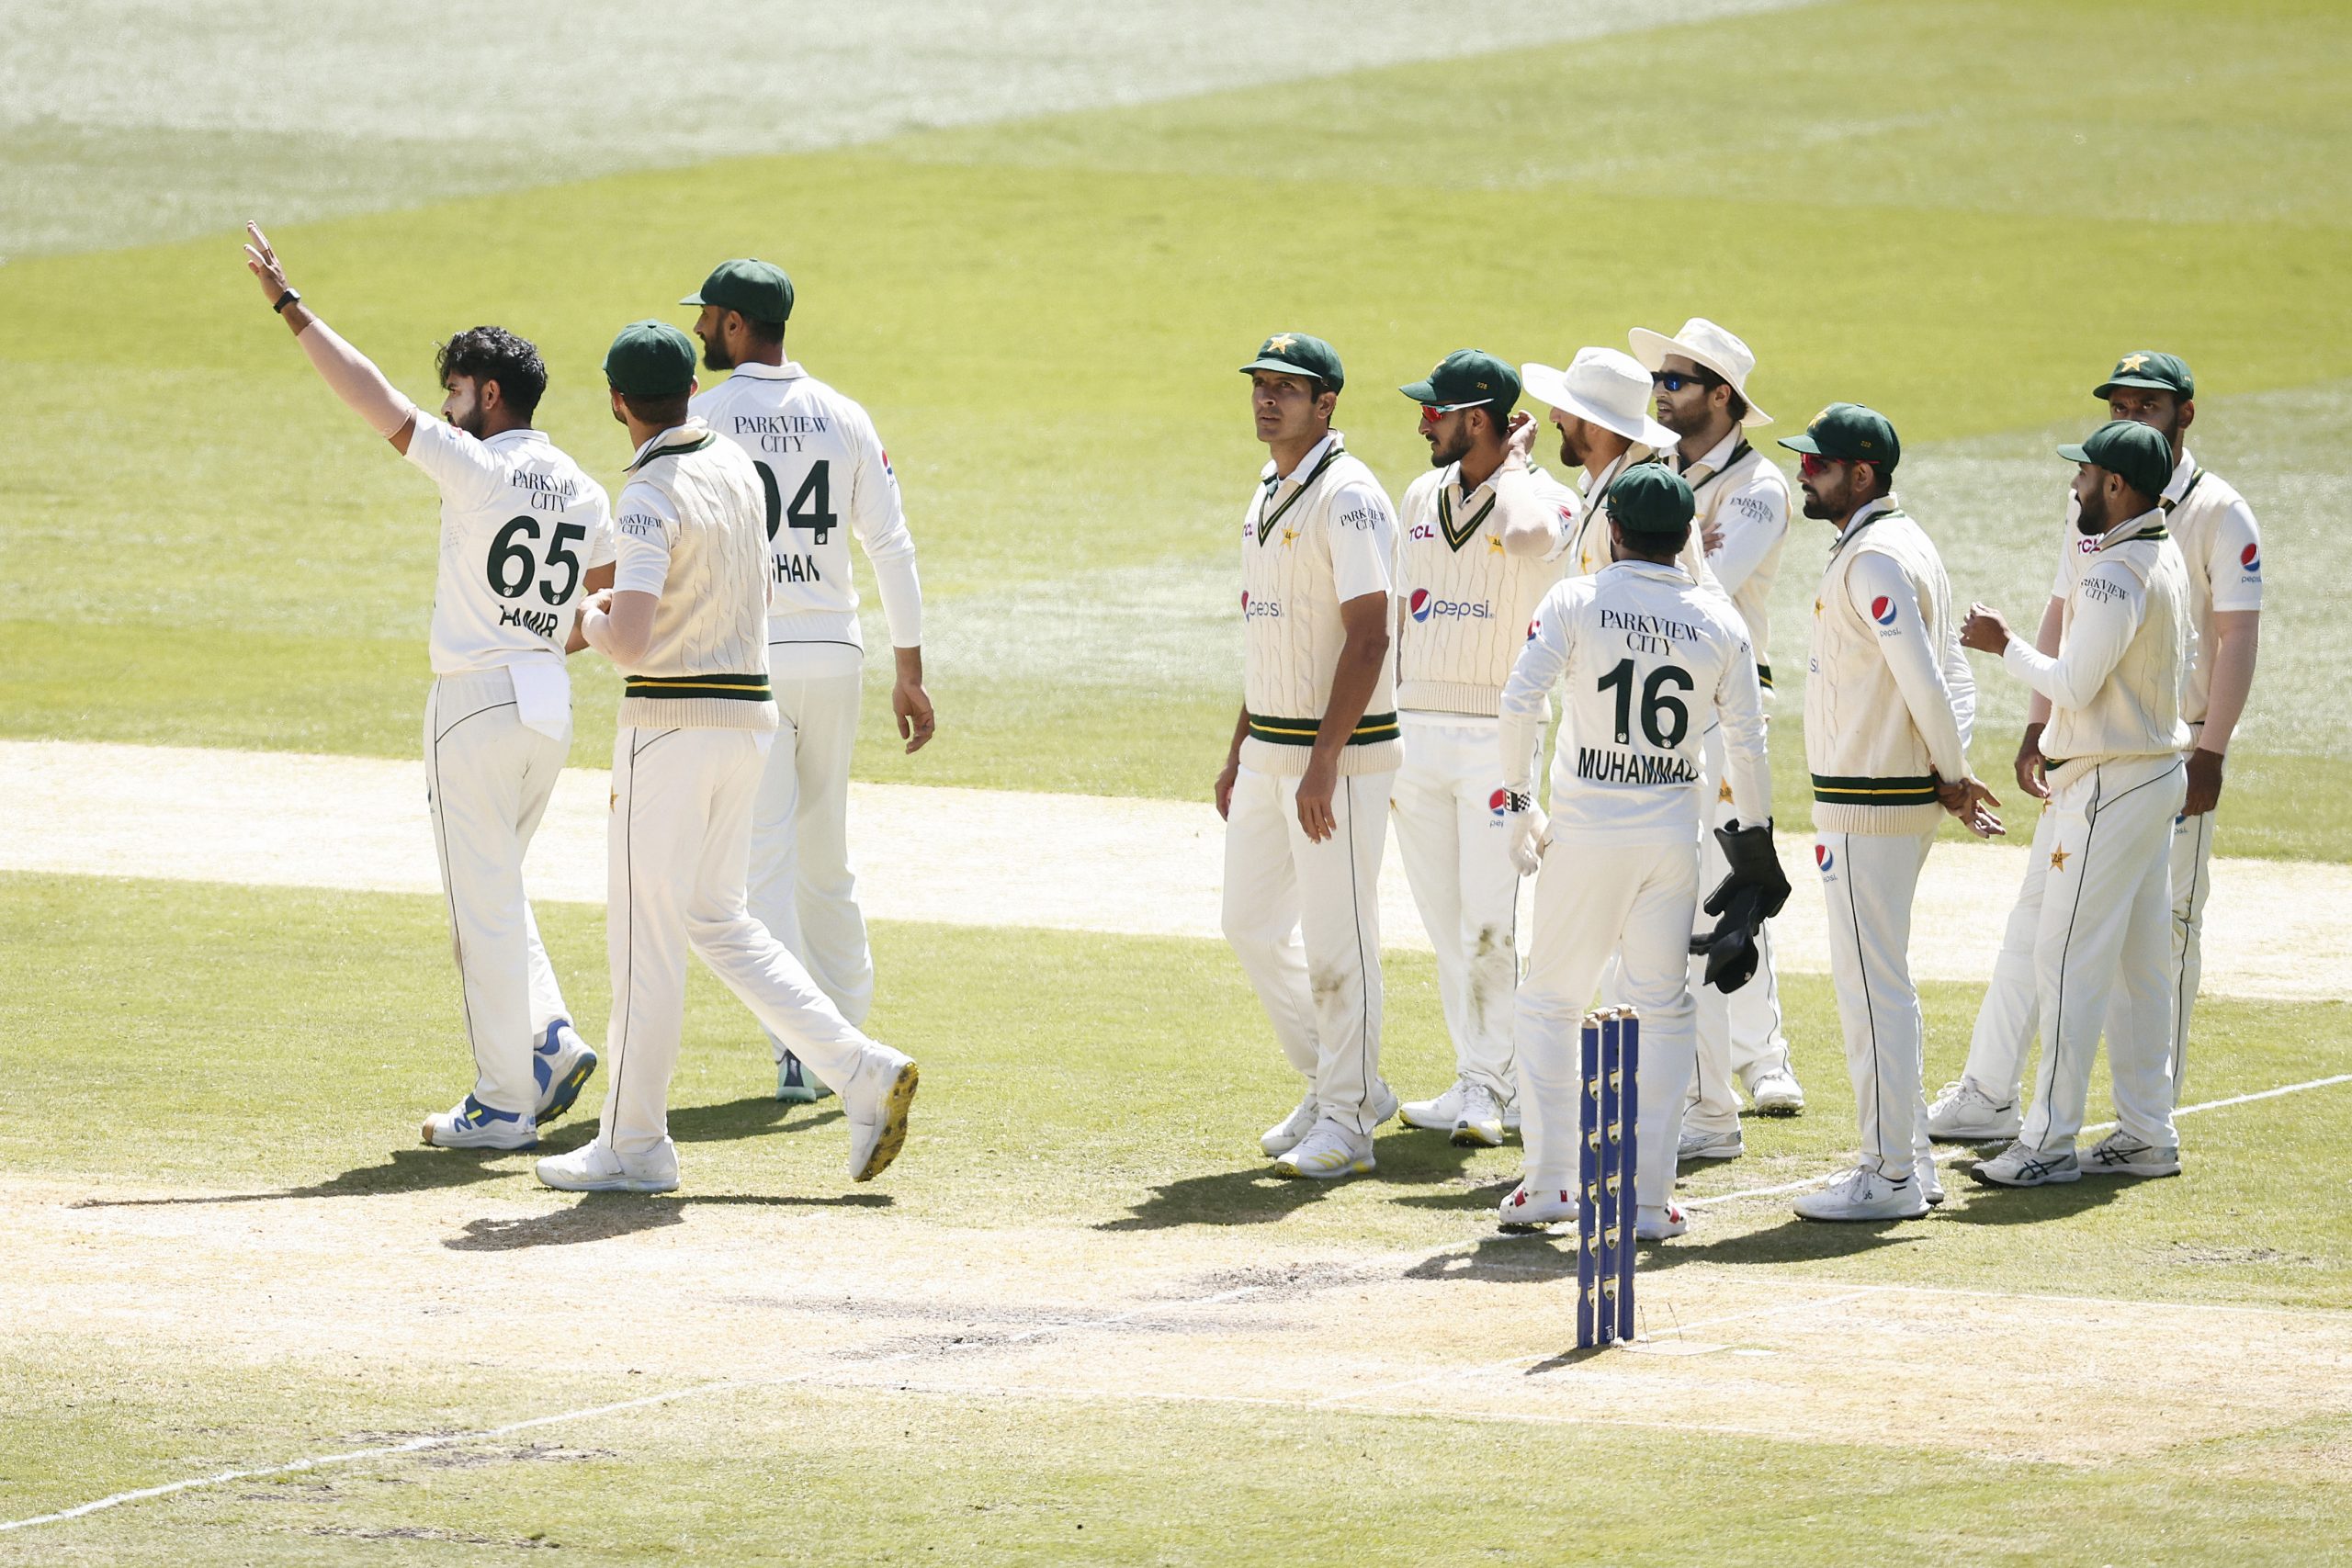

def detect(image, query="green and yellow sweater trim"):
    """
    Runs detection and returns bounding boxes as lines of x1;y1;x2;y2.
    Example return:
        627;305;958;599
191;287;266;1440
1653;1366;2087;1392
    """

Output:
623;672;774;703
1248;710;1401;748
1812;772;1939;807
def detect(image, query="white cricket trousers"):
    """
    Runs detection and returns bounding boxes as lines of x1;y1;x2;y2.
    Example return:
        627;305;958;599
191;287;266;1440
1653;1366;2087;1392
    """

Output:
1391;714;1521;1099
749;669;873;1044
1960;755;2186;1151
1815;827;1937;1174
1222;765;1395;1135
1962;752;2216;1106
424;669;574;1117
601;725;883;1160
1685;728;1792;1135
1517;833;1699;1212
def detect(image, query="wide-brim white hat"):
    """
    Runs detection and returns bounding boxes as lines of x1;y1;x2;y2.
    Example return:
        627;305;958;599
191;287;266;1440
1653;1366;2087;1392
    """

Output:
1521;347;1679;452
1630;316;1772;427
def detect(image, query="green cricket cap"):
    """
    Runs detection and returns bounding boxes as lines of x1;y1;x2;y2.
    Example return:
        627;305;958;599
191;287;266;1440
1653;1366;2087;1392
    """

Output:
682;258;795;324
1398;348;1521;413
1239;332;1344;392
1778;401;1900;468
2093;350;2192;401
2059;419;2174;501
604;320;698;399
1606;464;1696;537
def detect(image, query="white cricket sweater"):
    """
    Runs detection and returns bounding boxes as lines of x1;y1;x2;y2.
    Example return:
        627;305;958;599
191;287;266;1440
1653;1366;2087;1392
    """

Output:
2013;507;2191;790
1238;432;1401;777
1393;460;1574;716
609;420;780;732
1804;498;1974;835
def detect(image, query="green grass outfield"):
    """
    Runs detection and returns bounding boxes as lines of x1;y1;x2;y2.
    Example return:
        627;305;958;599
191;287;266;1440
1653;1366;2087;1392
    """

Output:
5;870;2352;1563
3;0;2347;855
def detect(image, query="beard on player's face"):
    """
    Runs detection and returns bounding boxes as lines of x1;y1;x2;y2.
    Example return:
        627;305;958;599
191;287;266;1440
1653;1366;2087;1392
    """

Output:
698;331;736;373
2074;469;2113;534
442;377;486;438
1426;413;1474;468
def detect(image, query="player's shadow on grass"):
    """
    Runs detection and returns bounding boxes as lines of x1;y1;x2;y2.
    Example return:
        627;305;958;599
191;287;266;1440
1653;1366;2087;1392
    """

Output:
69;1101;842;1212
444;1188;892;1251
1099;1127;1486;1230
1401;1234;1577;1284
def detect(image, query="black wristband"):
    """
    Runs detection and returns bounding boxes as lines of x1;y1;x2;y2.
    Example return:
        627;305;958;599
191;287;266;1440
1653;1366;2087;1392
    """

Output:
272;288;300;314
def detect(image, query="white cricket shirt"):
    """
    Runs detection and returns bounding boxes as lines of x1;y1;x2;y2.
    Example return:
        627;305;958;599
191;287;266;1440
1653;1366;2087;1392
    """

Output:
691;360;922;678
402;419;615;676
1676;427;1789;685
1394;460;1574;716
1503;558;1770;845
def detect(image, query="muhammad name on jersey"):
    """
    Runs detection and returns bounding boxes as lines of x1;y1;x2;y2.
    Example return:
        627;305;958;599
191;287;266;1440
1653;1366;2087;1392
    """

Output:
482;469;591;641
1577;606;1702;786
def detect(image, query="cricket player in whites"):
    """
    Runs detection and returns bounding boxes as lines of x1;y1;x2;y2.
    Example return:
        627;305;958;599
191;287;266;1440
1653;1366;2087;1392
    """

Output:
1781;405;1999;1221
1633;318;1804;1154
1390;350;1577;1146
1933;352;2262;1139
1955;421;2191;1187
1497;467;1785;1239
537;322;918;1194
1217;333;1403;1180
682;259;935;1105
1520;347;1696;584
243;223;607;1151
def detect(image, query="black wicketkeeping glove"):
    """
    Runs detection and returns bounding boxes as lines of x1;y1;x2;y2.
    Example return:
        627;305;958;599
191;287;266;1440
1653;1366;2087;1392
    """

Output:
1703;819;1792;923
1689;888;1767;992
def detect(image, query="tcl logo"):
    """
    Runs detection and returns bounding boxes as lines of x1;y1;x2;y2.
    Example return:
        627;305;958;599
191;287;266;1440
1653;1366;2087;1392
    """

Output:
1408;590;1493;623
1408;525;1436;541
1241;592;1282;619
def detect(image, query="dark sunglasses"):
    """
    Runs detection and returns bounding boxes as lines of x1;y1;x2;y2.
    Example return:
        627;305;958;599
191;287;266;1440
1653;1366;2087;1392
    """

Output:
1652;370;1719;393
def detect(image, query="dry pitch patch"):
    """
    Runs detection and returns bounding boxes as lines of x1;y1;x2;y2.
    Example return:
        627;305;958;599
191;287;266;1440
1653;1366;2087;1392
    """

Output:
9;1167;2351;1507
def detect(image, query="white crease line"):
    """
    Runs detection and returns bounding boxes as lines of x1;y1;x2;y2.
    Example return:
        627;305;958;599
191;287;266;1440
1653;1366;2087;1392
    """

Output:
1683;1070;2352;1210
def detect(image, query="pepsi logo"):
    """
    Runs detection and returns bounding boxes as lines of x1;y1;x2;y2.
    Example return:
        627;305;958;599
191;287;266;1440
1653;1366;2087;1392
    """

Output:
1488;787;1510;818
1526;618;1541;641
1871;595;1897;626
1410;592;1492;622
1241;592;1282;619
2241;543;2261;572
1815;843;1835;873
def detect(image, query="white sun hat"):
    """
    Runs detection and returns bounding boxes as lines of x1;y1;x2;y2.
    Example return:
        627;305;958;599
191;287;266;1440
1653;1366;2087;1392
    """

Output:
1521;346;1679;452
1628;317;1772;427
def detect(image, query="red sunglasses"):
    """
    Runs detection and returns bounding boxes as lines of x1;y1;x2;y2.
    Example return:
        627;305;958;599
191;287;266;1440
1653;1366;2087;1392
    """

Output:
1798;452;1844;478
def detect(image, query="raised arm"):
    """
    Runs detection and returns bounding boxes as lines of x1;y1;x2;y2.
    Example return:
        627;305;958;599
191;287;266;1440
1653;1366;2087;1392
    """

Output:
243;222;418;453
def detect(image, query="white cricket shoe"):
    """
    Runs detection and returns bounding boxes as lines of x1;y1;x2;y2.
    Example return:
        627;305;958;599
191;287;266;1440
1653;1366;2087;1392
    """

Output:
532;1021;598;1124
1678;1124;1744;1162
1793;1163;1929;1222
1746;1066;1805;1115
1917;1152;1947;1207
1635;1202;1689;1240
2081;1131;2181;1178
1969;1140;2080;1188
1261;1096;1318;1158
1399;1078;1468;1133
1497;1180;1576;1230
1927;1077;2022;1142
422;1095;537;1152
1452;1083;1507;1148
535;1137;679;1193
840;1044;920;1183
1273;1120;1374;1180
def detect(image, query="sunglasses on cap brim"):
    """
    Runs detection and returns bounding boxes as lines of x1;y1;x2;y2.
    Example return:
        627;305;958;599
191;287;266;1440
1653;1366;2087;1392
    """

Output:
1419;401;1487;422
